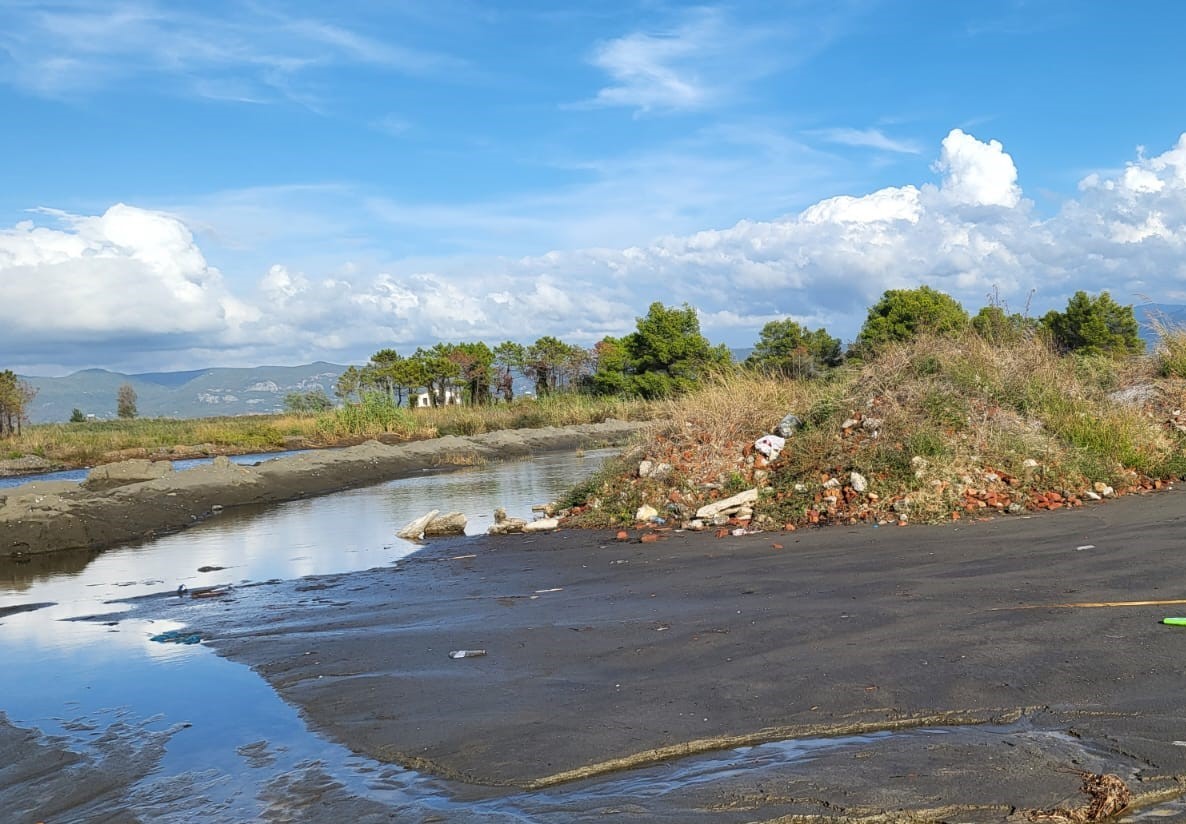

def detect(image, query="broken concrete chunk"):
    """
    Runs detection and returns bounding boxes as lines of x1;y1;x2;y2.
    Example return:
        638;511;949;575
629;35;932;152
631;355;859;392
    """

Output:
424;511;467;536
523;518;560;533
696;488;759;520
397;509;440;540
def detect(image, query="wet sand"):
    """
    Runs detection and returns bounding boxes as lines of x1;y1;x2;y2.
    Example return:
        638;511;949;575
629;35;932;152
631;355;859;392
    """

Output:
107;489;1186;820
0;421;643;558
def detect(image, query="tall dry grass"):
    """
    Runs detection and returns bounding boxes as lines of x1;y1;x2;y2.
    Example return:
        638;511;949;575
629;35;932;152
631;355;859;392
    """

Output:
3;415;323;465
570;331;1186;526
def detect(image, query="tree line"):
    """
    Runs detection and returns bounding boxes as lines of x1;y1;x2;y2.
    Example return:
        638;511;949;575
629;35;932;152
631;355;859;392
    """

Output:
292;302;731;413
311;289;1143;414
0;288;1143;431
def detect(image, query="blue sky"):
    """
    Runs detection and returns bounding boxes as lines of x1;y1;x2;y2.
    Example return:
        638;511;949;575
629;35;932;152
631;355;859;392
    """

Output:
3;0;1186;375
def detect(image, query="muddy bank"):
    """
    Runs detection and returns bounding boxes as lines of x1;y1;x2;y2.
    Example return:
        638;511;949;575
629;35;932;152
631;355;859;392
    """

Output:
114;489;1186;820
0;421;643;558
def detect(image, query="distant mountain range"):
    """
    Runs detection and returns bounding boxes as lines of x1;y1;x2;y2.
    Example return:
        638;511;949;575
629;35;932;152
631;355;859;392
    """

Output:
21;363;348;423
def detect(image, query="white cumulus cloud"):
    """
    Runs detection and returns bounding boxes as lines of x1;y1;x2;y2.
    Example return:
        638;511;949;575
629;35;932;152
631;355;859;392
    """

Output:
0;204;253;347
932;128;1021;208
8;129;1186;374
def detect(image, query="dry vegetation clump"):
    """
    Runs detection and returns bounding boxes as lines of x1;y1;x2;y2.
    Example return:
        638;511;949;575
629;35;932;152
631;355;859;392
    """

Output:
1024;770;1131;823
1149;318;1186;380
563;331;1186;531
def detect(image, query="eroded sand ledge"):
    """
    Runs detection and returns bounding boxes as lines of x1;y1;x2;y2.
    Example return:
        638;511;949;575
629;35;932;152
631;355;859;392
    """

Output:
0;420;644;558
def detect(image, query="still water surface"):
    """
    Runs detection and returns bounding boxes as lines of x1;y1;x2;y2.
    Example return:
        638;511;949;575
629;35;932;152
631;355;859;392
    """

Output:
1;450;627;819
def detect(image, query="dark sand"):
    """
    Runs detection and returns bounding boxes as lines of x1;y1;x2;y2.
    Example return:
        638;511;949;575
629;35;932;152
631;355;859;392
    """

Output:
106;489;1186;820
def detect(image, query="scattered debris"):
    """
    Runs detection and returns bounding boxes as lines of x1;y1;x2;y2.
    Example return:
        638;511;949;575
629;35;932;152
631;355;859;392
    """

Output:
1162;617;1186;626
635;504;659;521
523;517;560;533
753;434;786;461
190;587;230;599
196;565;225;573
1023;770;1130;823
448;649;487;659
775;412;802;438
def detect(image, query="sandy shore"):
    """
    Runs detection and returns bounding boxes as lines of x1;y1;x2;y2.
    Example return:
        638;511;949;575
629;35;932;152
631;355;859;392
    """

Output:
0;421;643;558
99;488;1186;820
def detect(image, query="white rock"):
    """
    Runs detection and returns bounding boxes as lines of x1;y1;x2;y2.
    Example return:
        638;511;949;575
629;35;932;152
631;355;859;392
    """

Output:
850;472;868;493
823;478;841;489
523;518;560;532
696;488;759;520
638;460;654;478
861;418;883;431
650;462;673;480
397;509;440;540
1022;458;1039;469
635;504;659;521
1083;491;1102;501
840;418;859;431
793;483;808;493
684;519;705;531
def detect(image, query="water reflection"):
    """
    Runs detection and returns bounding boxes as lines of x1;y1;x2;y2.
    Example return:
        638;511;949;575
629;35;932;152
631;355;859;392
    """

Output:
0;447;616;816
0;449;614;641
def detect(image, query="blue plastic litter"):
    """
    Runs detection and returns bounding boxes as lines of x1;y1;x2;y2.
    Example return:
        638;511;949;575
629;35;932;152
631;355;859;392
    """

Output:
150;629;202;645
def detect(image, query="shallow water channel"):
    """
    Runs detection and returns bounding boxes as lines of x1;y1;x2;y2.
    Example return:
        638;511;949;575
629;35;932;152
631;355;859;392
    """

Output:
0;447;898;823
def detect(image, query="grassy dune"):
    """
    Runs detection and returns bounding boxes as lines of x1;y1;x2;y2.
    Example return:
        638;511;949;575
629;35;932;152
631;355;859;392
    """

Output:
565;331;1186;528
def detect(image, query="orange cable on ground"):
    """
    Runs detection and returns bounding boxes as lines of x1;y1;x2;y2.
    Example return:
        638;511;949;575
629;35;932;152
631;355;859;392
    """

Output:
989;598;1186;611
